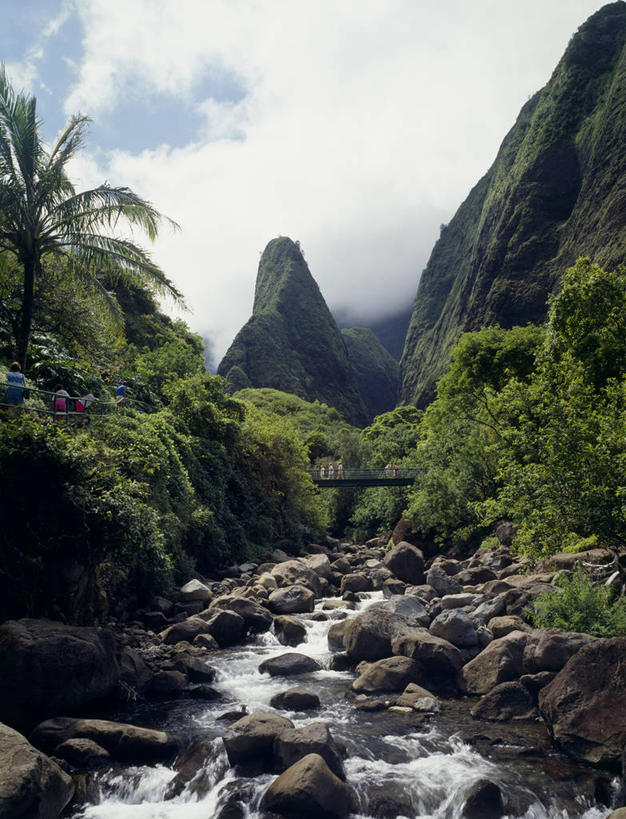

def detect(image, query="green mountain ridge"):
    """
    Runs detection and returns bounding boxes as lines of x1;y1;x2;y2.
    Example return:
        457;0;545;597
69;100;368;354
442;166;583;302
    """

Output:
341;327;400;419
218;237;369;425
401;2;626;406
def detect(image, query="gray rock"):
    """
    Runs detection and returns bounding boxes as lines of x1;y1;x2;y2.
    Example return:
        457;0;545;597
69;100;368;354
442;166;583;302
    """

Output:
328;620;349;651
471;681;537;721
352;656;421;693
31;717;178;763
343;604;415;661
487;615;530;638
223;712;293;766
539;637;626;767
261;753;351;818
461;630;530;694
211;597;273;633
269;585;316;614
0;619;119;731
202;609;247;647
392;629;463;692
462;778;505;819
274;615;307;647
471;596;506;627
441;593;478;610
270;687;320;711
430;609;478;648
384;542;425;585
271;560;322;596
340;573;373;593
304;554;332;578
161;615;214;645
54;738;111;768
426;565;462;596
150;669;188;697
455;566;497;586
258;653;321;677
382;578;406;597
522;628;596;673
273;722;345;779
180;579;212;604
0;722;74;818
396;682;439;712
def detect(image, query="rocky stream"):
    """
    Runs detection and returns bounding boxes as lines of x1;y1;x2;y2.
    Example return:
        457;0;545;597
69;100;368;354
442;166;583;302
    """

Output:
1;534;625;819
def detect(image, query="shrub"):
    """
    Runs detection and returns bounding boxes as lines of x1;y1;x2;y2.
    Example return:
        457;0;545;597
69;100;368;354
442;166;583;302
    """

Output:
527;567;626;637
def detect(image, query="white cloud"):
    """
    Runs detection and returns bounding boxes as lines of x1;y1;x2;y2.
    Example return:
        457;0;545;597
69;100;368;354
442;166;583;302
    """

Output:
61;0;609;364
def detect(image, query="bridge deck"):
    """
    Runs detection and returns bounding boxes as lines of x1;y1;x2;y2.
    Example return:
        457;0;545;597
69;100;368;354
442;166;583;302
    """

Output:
310;468;419;488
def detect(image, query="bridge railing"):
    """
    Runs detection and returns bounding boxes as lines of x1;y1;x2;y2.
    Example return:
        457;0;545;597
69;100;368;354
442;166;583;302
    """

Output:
309;467;421;482
0;382;153;424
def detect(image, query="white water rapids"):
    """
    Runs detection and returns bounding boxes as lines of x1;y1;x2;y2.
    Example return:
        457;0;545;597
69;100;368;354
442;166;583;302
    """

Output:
74;593;612;819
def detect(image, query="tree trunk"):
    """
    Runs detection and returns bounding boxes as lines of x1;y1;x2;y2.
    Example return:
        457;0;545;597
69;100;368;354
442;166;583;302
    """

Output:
15;255;36;369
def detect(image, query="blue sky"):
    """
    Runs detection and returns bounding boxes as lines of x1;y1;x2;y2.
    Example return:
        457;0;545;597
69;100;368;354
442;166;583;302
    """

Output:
0;0;615;365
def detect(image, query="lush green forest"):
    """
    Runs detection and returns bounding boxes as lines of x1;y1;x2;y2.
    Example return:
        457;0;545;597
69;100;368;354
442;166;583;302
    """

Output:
1;63;624;632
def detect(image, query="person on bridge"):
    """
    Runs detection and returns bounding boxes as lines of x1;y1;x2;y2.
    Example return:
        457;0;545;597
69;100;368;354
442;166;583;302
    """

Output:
385;463;391;478
337;461;344;479
393;462;399;478
328;462;334;479
319;464;325;480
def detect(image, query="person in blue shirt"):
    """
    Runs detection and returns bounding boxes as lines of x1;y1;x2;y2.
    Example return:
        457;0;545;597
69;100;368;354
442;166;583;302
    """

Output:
115;384;127;410
5;362;25;412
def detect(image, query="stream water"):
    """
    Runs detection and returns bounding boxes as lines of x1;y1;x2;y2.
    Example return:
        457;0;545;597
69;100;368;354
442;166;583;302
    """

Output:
72;593;615;819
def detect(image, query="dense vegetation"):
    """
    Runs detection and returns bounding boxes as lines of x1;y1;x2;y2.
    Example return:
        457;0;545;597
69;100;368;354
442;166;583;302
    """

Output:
341;327;399;418
401;3;626;406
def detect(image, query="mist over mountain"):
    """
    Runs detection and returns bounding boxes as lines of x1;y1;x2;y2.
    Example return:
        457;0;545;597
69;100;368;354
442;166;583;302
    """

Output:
401;1;626;406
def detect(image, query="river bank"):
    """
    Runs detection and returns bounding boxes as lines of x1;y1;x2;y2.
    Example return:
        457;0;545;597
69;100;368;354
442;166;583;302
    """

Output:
1;533;625;818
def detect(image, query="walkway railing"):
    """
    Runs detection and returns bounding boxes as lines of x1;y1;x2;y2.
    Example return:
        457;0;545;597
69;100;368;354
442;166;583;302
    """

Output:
0;382;153;424
309;467;421;487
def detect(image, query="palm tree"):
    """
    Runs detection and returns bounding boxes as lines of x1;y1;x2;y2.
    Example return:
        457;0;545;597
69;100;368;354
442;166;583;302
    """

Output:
0;63;183;368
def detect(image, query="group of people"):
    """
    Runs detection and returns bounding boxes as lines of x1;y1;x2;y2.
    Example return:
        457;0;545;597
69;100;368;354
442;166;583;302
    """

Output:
319;461;344;480
385;463;400;478
3;361;128;421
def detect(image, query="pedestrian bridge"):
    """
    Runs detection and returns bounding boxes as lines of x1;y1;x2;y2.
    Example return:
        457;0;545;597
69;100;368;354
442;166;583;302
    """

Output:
309;468;420;488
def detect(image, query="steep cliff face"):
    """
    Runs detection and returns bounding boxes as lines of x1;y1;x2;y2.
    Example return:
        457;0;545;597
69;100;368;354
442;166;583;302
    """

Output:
401;2;626;406
218;237;369;425
342;327;400;419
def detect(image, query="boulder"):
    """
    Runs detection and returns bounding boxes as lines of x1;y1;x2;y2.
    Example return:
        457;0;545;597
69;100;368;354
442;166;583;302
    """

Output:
270;687;320;711
471;596;506;627
440;593;479;610
383;541;425;585
538;637;626;767
392;630;464;692
328;620;349;651
382;578;406;597
272;560;322;596
149;669;188;697
520;671;557;701
261;753;351;818
119;645;153;693
340;573;373;594
430;609;478;648
0;619;119;731
258;653;321;677
30;717;179;763
202;609;247;647
0;722;74;818
426;565;462;596
352;656;421;693
322;598;355;611
537;549;613;573
461;631;529;695
462;778;505;819
193;633;220;650
180;579;212;604
223;712;293;765
269;585;316;614
257;572;278;591
304;554;332;578
471;681;537;721
522;628;596;673
396;683;440;712
487;615;530;639
212;597;273;633
343;605;415;661
455;566;497;586
161;615;214;645
381;595;430;626
54;738;111;768
274;615;307;647
273;722;345;779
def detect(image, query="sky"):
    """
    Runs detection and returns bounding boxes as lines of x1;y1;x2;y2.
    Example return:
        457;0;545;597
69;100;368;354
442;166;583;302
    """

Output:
0;0;614;367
